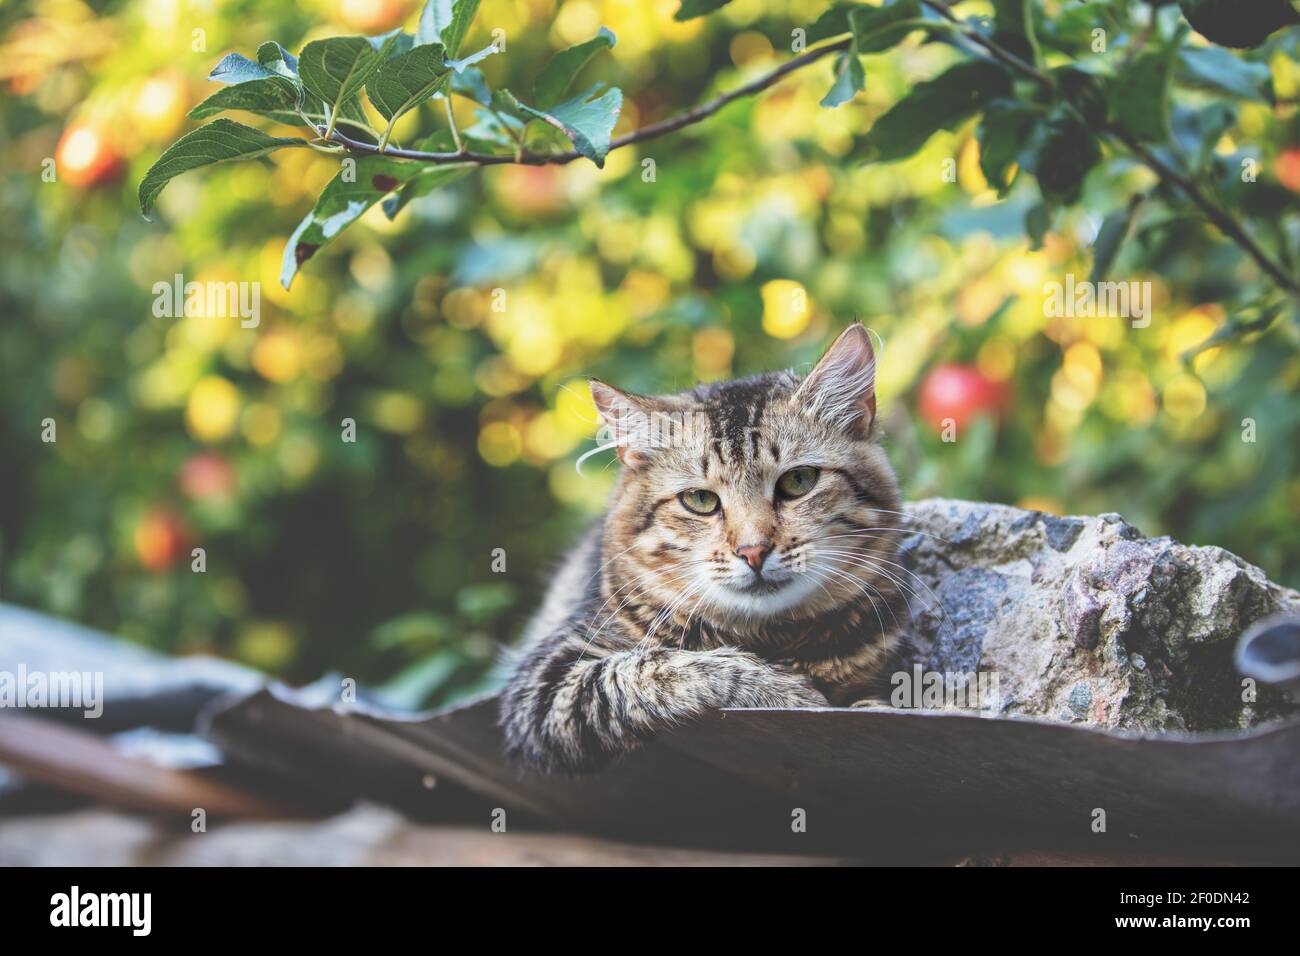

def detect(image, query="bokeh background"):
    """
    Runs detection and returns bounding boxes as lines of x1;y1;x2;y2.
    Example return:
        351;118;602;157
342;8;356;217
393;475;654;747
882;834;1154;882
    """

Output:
3;0;1299;707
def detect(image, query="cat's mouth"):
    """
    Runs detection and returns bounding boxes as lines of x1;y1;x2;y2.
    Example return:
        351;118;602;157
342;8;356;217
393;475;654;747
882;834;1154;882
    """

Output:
731;576;789;596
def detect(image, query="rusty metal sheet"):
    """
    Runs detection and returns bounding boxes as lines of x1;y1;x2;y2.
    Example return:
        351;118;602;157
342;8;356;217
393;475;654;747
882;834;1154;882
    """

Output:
202;686;1300;860
6;601;1298;859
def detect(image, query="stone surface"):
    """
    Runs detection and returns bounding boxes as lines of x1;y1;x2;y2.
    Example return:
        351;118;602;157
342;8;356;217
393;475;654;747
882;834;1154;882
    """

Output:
897;498;1300;732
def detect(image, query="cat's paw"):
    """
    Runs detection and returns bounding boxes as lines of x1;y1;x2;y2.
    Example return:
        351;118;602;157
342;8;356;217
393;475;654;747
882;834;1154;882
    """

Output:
705;648;829;709
849;695;892;709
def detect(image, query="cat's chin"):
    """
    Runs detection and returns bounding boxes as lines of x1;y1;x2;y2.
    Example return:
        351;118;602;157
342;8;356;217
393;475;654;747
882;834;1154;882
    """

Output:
708;574;820;620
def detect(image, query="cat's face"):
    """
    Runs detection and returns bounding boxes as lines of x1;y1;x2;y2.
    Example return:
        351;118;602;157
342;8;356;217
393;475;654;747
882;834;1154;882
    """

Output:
594;325;902;637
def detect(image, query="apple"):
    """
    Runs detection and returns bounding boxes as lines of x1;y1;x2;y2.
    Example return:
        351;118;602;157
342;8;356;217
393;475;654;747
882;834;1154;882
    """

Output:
1276;147;1300;193
336;0;413;32
55;121;125;188
133;508;191;571
178;452;236;500
918;363;1011;432
495;165;566;217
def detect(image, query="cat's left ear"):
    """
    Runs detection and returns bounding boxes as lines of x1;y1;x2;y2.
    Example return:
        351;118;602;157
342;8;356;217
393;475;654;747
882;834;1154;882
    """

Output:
794;323;877;436
589;379;662;468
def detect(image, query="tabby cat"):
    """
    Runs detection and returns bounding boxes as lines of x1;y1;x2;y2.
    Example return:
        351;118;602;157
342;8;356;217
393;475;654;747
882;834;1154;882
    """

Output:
500;324;910;773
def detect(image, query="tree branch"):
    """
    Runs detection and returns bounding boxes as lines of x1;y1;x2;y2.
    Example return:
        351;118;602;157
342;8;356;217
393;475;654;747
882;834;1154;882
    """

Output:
319;1;1295;299
323;37;852;166
921;0;1299;297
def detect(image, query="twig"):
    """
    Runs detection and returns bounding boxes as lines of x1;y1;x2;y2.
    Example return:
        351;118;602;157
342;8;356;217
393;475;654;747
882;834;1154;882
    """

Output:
919;0;1298;297
444;95;463;153
314;0;1295;298
320;37;852;165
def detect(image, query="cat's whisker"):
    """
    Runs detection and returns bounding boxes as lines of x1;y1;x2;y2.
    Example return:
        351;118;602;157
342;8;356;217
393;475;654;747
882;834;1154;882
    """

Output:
676;585;715;649
854;507;927;524
811;561;896;635
815;546;949;624
585;557;715;654
822;526;953;545
817;550;947;627
643;579;708;648
580;563;699;659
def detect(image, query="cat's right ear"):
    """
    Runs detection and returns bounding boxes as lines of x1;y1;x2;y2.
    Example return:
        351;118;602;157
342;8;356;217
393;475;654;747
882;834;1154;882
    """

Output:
794;323;877;436
590;380;657;468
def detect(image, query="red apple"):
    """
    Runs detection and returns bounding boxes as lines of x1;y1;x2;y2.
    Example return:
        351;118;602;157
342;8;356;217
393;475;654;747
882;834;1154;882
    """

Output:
56;121;125;188
179;452;236;500
133;508;191;571
1276;148;1300;193
336;0;413;32
918;363;1011;433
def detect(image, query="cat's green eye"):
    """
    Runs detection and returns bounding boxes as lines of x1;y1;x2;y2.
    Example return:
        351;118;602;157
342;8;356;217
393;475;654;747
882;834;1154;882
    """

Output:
776;466;820;499
679;489;721;515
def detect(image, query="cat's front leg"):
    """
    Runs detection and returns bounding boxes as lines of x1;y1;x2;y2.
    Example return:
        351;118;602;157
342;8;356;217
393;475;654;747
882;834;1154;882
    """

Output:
499;638;826;774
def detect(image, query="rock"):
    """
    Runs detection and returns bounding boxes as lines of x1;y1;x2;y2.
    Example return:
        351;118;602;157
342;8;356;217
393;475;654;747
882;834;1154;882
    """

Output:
896;498;1300;732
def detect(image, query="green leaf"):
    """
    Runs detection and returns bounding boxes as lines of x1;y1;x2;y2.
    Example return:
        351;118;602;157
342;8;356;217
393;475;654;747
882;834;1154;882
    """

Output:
188;87;375;140
1017;106;1101;204
448;65;491;105
1109;48;1176;142
1178;46;1274;103
208;52;295;94
535;27;616;109
820;48;864;108
1053;65;1107;127
139;118;307;216
1090;198;1141;283
977;98;1039;195
366;42;452;125
417;0;482;57
382;162;474;219
377;652;464;710
812;1;929;51
188;81;299;121
499;84;623;167
859;60;1012;162
850;0;926;53
1182;295;1285;360
462;102;525;147
299;32;405;111
256;41;301;83
370;611;453;650
280;157;424;288
990;0;1041;66
675;0;731;21
807;5;853;43
1171;101;1236;167
193;44;377;140
1025;201;1052;249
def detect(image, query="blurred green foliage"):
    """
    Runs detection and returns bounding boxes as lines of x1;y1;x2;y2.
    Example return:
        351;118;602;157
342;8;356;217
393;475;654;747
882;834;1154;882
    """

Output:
2;0;1299;707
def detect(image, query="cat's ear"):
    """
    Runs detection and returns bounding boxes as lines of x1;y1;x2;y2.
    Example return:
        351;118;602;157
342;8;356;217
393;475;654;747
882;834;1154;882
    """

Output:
589;379;661;468
794;323;877;435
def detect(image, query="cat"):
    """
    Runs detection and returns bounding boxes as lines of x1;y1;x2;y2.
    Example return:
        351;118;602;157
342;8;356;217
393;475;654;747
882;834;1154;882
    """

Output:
499;324;910;773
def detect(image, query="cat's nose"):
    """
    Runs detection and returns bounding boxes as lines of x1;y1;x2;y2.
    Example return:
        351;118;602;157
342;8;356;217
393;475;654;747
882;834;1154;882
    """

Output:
735;543;772;572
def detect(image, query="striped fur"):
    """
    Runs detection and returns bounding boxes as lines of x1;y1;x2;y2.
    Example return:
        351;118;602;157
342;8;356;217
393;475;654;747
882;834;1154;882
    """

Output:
501;325;910;773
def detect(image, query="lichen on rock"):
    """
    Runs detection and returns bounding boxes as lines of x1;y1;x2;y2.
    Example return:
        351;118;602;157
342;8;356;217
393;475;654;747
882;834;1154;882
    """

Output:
897;498;1300;732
